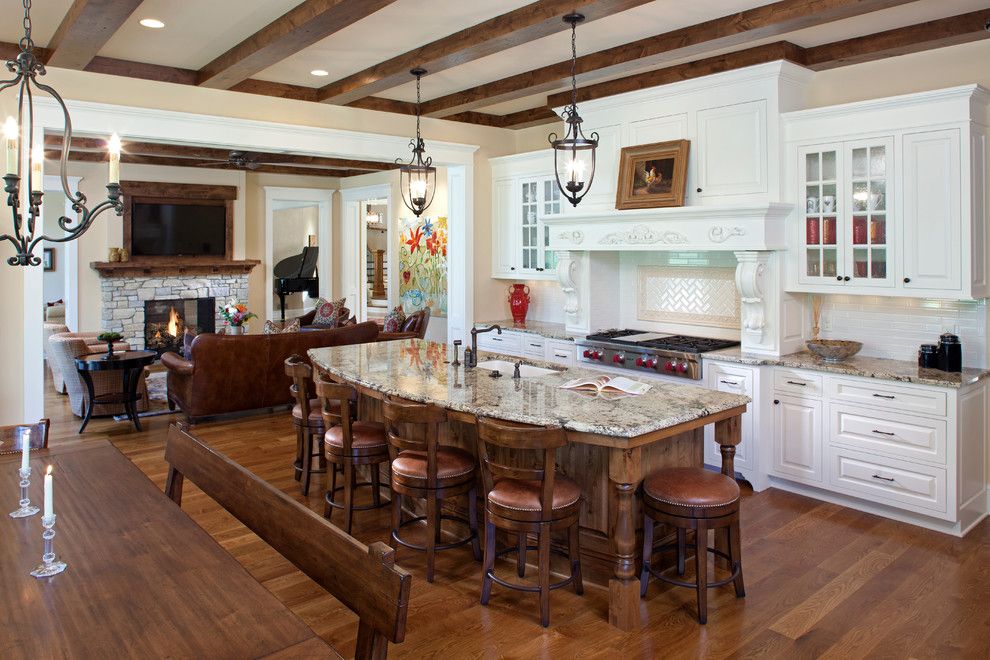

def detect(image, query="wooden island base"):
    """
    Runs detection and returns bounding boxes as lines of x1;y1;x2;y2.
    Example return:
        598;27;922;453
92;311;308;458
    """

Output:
350;393;744;632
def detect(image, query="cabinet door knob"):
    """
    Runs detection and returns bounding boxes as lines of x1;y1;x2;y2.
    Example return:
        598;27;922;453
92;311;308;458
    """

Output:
696;187;703;193
843;276;851;281
773;399;780;405
903;277;911;283
510;267;516;271
836;276;843;281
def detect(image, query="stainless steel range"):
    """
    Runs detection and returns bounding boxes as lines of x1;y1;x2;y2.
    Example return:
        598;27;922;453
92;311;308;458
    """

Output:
576;329;740;380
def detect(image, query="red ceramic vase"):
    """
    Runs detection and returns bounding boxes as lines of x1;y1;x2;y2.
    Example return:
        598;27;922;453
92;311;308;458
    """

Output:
507;284;531;325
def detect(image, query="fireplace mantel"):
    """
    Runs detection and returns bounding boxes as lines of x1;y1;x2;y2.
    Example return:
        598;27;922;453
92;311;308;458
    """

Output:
91;259;260;277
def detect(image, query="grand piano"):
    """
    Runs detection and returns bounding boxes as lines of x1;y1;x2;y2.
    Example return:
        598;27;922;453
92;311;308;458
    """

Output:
273;246;319;322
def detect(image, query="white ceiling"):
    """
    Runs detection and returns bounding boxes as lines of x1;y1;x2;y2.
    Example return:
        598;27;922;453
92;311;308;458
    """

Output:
0;0;985;117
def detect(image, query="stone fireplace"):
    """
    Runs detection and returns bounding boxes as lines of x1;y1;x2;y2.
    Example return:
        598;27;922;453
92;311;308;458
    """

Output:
144;297;216;356
100;273;250;351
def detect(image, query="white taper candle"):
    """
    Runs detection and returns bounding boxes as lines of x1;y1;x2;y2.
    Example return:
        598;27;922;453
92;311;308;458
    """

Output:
43;465;53;518
3;117;17;176
108;133;121;184
20;428;30;471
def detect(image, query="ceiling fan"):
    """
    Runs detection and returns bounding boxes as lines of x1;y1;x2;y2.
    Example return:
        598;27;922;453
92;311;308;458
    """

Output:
193;150;288;170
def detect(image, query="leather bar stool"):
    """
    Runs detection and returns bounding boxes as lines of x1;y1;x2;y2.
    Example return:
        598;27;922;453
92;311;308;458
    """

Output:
639;467;745;624
382;395;481;583
285;355;327;496
477;417;583;628
314;377;390;534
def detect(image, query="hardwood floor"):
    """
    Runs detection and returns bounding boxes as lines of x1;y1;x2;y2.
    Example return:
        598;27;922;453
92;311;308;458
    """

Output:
42;377;990;659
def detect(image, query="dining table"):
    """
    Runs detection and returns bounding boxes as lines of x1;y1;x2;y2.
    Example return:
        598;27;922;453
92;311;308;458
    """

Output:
0;440;339;658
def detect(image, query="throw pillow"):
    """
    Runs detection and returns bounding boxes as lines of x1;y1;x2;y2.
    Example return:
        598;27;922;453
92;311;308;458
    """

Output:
383;305;406;333
312;297;346;326
263;319;301;334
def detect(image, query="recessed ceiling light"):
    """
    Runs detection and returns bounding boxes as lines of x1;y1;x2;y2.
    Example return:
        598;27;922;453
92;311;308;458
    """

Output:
310;69;329;77
139;18;165;29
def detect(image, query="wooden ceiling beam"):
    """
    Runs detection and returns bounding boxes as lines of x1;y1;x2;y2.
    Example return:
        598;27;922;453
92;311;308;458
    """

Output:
499;107;560;129
545;41;806;107
46;0;144;69
197;0;399;90
317;0;654;105
419;0;918;117
45;136;395;171
802;8;990;70
47;150;353;177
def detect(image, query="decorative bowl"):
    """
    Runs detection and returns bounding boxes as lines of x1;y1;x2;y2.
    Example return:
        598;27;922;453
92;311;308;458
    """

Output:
806;339;862;363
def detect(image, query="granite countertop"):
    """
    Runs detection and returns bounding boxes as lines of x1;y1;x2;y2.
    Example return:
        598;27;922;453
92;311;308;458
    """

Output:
473;320;577;342
703;347;990;389
309;340;749;439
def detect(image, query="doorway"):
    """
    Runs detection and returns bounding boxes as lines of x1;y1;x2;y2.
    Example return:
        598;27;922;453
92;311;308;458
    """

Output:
363;198;389;322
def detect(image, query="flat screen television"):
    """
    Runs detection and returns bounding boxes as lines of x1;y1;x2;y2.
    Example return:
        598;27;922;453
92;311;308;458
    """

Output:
130;202;227;257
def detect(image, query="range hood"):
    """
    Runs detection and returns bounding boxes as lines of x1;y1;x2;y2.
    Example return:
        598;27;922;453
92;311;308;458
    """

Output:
543;203;793;252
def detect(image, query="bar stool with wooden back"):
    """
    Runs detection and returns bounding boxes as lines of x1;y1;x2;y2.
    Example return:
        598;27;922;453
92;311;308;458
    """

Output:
382;395;481;583
284;355;326;496
476;417;583;628
639;466;745;624
314;376;390;534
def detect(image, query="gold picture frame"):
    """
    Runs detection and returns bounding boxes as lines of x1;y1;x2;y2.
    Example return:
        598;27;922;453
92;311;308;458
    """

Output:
615;139;690;210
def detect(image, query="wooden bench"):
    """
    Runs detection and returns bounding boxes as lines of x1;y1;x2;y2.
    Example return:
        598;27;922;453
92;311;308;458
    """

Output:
164;423;411;660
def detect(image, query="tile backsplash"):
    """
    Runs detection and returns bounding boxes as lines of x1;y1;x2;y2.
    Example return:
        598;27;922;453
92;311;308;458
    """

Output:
816;295;988;367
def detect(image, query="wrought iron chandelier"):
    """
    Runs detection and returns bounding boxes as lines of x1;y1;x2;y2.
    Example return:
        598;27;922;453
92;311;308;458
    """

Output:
1;0;122;266
549;13;598;207
397;67;436;218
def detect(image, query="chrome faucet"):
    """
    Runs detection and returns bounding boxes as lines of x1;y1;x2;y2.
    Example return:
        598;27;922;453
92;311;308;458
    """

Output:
468;324;502;367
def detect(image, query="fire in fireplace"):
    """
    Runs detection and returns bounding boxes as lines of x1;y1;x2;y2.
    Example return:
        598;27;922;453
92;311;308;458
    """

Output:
144;297;216;357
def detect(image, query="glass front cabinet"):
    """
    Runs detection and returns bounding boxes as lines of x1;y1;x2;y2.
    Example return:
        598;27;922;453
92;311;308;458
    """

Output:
492;175;561;280
798;137;894;289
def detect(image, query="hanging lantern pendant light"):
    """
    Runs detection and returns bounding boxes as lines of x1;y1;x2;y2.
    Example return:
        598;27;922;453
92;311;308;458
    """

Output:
0;0;123;266
549;13;598;207
397;67;436;217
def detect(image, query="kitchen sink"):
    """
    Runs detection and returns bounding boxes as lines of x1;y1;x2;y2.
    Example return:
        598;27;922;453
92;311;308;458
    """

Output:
474;360;557;378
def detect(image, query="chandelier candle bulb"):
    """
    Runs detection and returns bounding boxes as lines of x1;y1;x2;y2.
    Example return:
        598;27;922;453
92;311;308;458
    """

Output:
3;117;17;175
30;146;42;192
43;465;53;518
108;133;121;184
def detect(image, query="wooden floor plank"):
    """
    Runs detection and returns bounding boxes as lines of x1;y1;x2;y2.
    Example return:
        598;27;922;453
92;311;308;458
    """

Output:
37;371;990;658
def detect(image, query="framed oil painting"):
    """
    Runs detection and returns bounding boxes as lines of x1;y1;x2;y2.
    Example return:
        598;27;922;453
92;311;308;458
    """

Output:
615;139;690;210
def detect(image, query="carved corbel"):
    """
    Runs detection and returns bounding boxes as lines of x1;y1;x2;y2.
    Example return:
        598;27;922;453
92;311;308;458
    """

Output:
734;251;769;342
556;250;581;325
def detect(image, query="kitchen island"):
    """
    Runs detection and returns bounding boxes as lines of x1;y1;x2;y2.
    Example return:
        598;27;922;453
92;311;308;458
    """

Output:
309;339;749;630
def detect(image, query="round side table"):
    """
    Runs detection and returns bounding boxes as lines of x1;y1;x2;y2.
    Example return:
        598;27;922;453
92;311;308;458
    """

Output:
74;350;156;433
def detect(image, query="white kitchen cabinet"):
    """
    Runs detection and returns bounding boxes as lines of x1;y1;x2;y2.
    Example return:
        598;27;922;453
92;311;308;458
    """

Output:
490;152;563;280
772;395;823;485
783;85;988;300
695;100;768;199
796;137;895;289
901;129;962;292
703;362;759;484
473;327;576;367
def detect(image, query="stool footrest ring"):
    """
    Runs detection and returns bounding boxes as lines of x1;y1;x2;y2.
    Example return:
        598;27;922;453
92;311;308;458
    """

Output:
487;544;577;593
645;543;741;590
324;481;390;512
391;513;477;553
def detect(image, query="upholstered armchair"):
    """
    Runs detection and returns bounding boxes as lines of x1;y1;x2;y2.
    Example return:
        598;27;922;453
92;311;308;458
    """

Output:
377;308;431;341
43;325;129;394
47;334;148;418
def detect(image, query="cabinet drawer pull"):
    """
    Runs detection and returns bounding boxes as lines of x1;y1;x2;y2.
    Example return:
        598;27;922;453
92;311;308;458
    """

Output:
872;394;895;399
530;343;542;347
871;473;896;483
553;351;569;358
871;429;896;436
786;380;807;386
719;379;741;386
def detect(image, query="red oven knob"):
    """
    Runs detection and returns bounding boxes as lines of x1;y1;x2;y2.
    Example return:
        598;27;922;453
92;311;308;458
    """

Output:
644;358;657;369
677;362;689;373
583;349;592;358
635;357;643;367
613;354;624;364
664;361;676;372
592;351;603;361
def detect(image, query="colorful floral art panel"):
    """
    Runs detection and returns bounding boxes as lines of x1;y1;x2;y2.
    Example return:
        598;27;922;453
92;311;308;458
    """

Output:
398;216;447;318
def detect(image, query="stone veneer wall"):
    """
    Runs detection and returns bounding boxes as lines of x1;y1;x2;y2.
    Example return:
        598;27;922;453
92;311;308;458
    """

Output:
100;274;250;349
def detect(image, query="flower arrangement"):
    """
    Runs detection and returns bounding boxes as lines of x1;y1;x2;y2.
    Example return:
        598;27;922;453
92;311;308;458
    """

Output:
97;331;122;357
220;300;257;327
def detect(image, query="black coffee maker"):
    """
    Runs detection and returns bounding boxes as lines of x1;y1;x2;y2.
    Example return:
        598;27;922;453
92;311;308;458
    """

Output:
936;333;962;372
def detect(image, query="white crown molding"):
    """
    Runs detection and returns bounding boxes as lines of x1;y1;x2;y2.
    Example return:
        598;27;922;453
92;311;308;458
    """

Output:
783;84;989;124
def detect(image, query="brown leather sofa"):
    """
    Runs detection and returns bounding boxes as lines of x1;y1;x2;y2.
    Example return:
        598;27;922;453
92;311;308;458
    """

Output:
161;321;379;422
377;308;431;341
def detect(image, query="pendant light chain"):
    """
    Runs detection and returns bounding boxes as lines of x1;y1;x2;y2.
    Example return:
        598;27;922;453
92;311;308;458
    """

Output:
21;0;33;51
569;18;577;112
415;70;422;145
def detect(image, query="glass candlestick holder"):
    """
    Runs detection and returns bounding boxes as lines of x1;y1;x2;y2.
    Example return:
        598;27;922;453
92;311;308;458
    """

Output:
30;514;67;578
9;466;40;518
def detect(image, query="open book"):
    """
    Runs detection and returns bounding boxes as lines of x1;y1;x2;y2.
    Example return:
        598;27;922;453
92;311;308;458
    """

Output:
559;375;652;396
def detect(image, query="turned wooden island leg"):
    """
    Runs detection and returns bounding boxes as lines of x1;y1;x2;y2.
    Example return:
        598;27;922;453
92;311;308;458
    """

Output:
608;446;642;631
714;414;742;568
